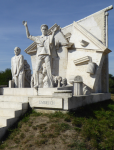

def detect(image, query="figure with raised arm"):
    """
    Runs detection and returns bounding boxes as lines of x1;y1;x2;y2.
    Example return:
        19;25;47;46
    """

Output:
23;21;57;88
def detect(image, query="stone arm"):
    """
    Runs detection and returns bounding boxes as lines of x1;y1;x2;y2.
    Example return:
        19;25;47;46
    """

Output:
23;21;36;42
50;27;58;44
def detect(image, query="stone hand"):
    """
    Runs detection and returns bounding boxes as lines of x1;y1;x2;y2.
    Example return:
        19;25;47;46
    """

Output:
60;43;69;46
15;73;19;77
23;21;27;26
51;27;58;33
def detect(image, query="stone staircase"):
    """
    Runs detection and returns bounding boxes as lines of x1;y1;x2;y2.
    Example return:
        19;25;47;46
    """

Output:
0;95;29;140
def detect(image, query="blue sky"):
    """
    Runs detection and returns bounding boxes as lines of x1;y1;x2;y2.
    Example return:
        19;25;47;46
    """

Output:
0;0;114;75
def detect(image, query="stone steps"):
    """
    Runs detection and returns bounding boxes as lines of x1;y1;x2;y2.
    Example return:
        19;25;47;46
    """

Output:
0;116;18;127
0;96;29;140
0;95;28;103
0;108;22;117
0;101;28;109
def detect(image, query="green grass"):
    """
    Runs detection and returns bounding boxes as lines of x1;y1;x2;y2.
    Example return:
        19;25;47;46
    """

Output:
69;99;114;149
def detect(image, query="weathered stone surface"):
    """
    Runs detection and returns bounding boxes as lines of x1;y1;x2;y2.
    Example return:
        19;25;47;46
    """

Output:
74;76;83;83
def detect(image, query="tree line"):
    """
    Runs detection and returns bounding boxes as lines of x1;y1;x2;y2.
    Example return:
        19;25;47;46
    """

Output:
0;69;12;86
0;68;114;93
109;74;114;93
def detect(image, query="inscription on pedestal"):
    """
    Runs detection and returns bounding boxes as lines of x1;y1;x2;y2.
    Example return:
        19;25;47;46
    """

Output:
39;100;55;105
29;98;63;109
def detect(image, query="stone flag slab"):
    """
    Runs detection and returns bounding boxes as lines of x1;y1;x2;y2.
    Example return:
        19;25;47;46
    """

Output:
29;97;63;109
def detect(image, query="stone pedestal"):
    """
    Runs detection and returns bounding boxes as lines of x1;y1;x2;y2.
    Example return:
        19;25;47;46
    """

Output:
73;76;83;96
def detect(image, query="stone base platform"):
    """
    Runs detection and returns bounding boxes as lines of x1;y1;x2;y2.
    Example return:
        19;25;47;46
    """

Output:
0;87;111;112
29;93;111;113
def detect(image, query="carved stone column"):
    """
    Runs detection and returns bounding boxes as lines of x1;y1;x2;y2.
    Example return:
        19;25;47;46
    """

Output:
73;76;83;96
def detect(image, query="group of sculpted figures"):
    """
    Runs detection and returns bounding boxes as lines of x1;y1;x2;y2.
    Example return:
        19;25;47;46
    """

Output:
11;21;91;95
11;21;67;88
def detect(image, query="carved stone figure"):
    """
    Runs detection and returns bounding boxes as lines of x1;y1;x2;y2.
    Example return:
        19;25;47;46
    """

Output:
24;60;31;87
83;85;91;95
52;75;58;87
11;47;24;88
23;21;58;88
61;78;67;87
57;76;62;87
65;33;71;42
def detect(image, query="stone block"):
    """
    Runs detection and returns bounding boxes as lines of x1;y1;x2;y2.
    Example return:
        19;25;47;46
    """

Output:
29;97;63;109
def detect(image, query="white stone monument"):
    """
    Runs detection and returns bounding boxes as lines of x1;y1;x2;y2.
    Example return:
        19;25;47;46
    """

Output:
24;5;113;94
0;5;113;114
1;5;113;141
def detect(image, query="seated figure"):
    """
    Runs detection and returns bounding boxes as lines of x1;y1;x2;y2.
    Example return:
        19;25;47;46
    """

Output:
11;47;24;88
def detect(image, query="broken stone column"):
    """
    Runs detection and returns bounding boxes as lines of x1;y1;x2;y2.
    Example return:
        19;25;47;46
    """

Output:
73;76;83;96
9;80;14;88
86;58;96;75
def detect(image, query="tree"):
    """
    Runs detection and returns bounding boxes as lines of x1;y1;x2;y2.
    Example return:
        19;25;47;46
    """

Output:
0;69;12;86
109;74;114;93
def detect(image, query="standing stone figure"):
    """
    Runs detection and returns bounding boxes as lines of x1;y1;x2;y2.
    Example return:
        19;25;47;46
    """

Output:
23;21;57;88
11;47;24;88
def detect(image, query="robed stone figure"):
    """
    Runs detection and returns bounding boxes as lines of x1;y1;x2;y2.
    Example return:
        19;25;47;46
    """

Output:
11;47;24;88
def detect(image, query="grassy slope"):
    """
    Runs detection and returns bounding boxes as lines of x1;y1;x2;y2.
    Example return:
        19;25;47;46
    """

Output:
0;94;114;150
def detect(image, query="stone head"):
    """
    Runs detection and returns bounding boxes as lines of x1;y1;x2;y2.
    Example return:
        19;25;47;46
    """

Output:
41;24;48;36
14;47;21;56
62;78;67;84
